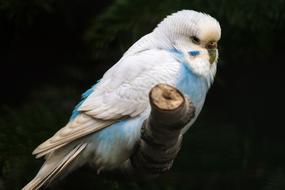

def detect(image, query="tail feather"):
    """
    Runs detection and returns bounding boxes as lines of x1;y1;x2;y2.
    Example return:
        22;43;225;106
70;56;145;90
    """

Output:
22;143;87;190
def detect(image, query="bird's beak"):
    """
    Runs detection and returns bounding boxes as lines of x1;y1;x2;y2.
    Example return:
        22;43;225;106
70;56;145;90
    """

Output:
208;49;217;64
206;41;218;64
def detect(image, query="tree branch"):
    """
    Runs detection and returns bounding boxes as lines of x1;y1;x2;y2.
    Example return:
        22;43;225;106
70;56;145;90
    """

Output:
119;84;195;180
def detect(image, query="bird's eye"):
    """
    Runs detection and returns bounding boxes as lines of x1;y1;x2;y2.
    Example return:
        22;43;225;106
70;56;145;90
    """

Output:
191;36;200;45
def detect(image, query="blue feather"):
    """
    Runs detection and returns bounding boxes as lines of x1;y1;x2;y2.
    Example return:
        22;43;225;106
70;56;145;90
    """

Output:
70;81;100;120
168;48;208;106
188;50;200;56
86;113;148;160
95;116;143;142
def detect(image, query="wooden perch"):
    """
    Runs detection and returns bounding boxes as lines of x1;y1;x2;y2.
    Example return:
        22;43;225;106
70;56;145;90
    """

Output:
118;84;195;180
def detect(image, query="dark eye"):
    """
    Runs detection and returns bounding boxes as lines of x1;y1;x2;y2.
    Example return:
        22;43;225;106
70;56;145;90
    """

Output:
191;36;200;44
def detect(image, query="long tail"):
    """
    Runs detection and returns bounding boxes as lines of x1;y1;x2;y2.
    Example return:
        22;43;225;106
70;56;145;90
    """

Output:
22;143;87;190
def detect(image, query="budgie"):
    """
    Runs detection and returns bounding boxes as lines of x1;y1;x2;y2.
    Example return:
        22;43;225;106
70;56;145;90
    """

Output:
23;10;221;190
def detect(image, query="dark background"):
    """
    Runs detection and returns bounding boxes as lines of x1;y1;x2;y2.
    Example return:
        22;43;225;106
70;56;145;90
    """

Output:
0;0;285;189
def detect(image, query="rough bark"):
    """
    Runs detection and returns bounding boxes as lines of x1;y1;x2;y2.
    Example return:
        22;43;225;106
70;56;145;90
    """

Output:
119;83;196;180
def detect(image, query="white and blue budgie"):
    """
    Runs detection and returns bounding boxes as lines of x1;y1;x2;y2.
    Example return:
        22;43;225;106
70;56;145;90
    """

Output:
23;10;221;190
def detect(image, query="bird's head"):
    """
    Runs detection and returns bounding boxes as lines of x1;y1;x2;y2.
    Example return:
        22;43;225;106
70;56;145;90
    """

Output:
153;10;221;82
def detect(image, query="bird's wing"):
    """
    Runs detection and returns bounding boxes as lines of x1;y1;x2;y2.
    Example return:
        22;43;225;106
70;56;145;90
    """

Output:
78;50;180;120
23;143;88;190
33;114;113;158
33;49;180;157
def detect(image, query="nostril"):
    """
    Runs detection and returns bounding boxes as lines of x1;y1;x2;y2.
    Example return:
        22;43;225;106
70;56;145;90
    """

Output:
207;42;217;49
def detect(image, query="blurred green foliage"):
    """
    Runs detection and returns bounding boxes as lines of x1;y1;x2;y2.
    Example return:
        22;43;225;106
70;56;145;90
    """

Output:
0;0;57;26
85;0;285;62
0;0;285;189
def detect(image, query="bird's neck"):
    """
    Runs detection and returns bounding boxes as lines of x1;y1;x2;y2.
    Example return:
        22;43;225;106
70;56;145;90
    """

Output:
168;48;215;89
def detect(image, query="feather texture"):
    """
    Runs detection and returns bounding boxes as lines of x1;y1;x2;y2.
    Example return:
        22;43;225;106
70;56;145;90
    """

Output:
23;143;87;190
33;114;113;158
79;49;181;120
23;10;221;189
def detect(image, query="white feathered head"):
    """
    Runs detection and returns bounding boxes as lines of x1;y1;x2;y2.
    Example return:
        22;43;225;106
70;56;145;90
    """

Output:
125;10;221;83
154;10;221;82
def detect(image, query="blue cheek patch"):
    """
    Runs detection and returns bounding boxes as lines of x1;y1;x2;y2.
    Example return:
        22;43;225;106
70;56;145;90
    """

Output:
188;50;200;57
